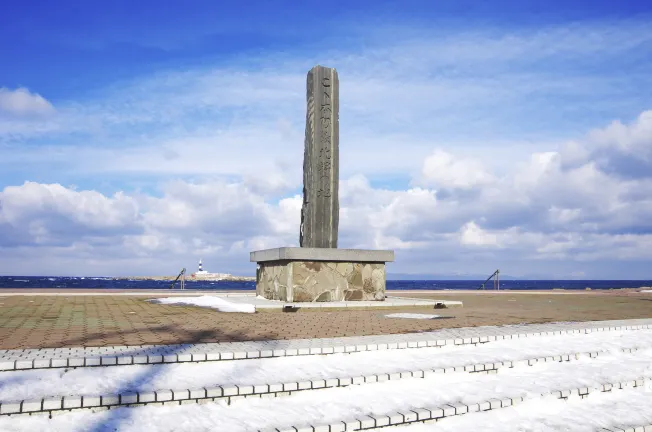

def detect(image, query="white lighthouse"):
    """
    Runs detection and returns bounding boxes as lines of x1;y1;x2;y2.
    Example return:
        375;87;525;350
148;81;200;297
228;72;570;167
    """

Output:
196;258;208;275
191;258;231;280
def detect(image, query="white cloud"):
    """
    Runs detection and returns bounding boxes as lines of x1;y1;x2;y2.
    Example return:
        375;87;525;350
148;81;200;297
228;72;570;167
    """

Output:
589;111;652;154
0;87;54;117
581;111;652;179
2;106;652;277
460;221;500;247
418;150;494;189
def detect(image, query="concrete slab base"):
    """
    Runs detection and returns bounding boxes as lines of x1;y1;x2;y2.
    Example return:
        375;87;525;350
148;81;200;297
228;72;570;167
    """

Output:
221;295;463;312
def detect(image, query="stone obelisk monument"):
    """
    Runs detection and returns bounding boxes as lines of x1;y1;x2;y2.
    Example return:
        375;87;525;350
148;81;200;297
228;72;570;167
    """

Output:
250;65;394;302
300;65;339;248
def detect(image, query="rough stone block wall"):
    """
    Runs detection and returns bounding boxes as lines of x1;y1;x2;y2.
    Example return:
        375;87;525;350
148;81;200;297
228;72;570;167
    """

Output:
256;261;290;301
256;260;386;302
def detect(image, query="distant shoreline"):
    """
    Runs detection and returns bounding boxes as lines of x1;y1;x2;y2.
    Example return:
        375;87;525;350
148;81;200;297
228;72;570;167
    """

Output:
112;275;256;282
1;276;651;291
0;288;651;296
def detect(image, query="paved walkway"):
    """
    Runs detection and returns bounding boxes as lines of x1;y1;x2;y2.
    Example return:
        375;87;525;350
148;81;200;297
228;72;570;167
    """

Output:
2;318;651;369
1;291;651;350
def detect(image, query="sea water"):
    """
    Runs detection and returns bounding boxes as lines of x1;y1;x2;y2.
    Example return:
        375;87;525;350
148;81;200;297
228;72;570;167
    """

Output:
0;276;650;291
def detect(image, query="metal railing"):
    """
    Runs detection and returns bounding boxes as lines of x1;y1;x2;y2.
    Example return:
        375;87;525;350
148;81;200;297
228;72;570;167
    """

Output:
170;268;186;290
480;269;500;290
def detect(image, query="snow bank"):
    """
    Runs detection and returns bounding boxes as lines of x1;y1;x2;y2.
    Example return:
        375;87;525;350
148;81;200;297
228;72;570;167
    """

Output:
385;313;441;319
3;330;652;402
1;350;652;432
392;389;652;432
147;296;255;313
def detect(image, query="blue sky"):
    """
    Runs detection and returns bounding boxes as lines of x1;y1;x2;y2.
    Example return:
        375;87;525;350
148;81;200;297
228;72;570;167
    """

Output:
3;0;650;100
1;1;651;278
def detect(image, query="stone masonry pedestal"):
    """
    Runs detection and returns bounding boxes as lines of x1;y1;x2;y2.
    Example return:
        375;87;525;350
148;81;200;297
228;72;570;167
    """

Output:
250;248;394;302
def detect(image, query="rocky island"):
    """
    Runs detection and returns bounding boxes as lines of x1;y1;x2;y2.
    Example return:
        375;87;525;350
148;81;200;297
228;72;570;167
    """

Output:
112;273;255;282
113;259;255;282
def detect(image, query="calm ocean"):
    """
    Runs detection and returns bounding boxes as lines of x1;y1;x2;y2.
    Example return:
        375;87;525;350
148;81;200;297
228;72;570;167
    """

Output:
0;276;650;291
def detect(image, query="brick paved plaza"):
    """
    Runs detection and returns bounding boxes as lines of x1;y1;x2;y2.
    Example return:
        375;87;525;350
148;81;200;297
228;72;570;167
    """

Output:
0;291;650;350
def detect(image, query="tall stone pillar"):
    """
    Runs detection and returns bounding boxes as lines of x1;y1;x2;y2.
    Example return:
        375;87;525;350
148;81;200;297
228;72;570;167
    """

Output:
300;65;339;248
251;65;395;302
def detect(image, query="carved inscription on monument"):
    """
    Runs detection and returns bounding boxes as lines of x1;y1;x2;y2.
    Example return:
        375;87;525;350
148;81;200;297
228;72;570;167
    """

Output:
318;76;332;198
300;65;339;248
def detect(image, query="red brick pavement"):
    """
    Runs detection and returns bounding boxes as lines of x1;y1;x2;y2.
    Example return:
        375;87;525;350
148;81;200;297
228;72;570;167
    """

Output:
0;291;650;349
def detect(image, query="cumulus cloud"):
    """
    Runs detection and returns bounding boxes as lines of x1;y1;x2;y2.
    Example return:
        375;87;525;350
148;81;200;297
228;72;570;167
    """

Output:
0;87;54;117
417;150;495;189
0;178;303;275
459;221;500;247
565;110;652;179
0;182;141;248
1;108;652;277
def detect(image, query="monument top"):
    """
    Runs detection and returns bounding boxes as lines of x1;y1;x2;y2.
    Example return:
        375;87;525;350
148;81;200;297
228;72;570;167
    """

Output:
300;65;340;249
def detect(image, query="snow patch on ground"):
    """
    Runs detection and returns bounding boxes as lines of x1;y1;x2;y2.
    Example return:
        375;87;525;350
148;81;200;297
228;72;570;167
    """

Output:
147;296;255;313
641;290;652;293
385;313;441;319
392;389;652;431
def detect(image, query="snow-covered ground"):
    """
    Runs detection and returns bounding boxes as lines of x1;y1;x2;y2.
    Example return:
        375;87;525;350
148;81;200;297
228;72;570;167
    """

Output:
2;330;652;401
1;322;652;431
1;351;651;431
391;389;652;432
